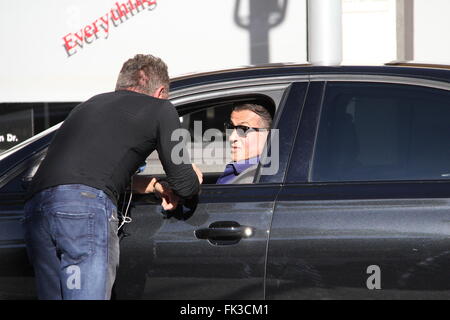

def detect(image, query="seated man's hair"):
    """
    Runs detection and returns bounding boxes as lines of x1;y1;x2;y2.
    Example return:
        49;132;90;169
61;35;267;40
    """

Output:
233;103;272;129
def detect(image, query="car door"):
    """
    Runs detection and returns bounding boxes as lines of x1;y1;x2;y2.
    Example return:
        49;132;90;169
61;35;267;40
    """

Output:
113;82;309;299
266;78;450;299
0;129;56;299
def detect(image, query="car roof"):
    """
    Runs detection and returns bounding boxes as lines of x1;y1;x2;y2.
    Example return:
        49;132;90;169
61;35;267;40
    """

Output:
170;63;450;91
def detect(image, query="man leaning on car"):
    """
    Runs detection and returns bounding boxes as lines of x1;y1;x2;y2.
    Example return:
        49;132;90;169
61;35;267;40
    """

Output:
23;54;203;300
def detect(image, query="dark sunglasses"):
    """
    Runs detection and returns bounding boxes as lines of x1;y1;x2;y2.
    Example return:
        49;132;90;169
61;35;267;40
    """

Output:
224;122;269;137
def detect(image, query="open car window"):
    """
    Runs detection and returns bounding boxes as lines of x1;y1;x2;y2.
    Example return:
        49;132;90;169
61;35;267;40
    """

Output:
17;86;288;188
139;93;279;185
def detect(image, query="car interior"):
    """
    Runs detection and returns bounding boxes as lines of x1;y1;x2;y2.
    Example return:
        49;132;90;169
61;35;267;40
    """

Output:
143;93;277;185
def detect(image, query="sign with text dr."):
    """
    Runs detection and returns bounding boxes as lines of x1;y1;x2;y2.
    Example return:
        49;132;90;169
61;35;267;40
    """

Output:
0;109;34;152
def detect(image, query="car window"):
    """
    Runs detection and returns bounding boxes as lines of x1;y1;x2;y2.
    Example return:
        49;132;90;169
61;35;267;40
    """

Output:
14;94;280;187
311;82;450;182
0;103;77;155
139;94;277;185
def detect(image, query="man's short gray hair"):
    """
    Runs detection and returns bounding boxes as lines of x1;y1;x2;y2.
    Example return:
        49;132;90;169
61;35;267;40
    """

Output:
115;54;170;95
233;103;272;129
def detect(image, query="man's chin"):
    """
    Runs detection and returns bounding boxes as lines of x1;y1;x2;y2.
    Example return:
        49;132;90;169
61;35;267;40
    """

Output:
230;152;240;162
231;156;250;163
231;151;257;162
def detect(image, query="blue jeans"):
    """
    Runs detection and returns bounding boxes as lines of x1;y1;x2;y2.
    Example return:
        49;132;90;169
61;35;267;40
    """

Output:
23;184;119;300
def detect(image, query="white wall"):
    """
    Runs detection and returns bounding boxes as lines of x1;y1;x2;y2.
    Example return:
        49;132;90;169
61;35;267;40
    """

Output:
0;0;307;102
0;0;449;103
342;0;397;65
0;1;250;102
414;0;450;64
269;0;307;64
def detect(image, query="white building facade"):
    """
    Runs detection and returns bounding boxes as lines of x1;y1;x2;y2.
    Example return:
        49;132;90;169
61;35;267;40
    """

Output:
0;0;449;150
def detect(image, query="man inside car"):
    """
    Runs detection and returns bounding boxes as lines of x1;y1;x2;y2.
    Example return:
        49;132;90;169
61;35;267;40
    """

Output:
216;103;272;184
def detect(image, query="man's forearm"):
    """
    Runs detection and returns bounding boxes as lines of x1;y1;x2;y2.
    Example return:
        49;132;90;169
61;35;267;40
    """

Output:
131;175;158;193
166;167;200;199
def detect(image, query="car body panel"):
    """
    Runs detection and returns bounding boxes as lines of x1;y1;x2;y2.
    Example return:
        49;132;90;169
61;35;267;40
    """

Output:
114;185;279;300
267;184;450;299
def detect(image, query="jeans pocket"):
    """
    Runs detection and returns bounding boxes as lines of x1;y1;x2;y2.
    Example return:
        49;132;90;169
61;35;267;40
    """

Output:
54;211;95;266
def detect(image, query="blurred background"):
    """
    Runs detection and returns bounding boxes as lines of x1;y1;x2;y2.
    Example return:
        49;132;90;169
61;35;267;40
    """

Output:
0;0;449;151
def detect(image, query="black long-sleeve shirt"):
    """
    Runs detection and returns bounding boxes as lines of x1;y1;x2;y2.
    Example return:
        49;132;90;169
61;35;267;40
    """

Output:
27;90;199;204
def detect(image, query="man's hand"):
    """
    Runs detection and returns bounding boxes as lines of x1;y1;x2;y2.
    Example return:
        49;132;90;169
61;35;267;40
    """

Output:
192;163;203;184
154;180;180;211
132;176;179;210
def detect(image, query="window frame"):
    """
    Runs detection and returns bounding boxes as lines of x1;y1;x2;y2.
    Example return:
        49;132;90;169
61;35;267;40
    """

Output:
139;81;293;185
285;76;450;185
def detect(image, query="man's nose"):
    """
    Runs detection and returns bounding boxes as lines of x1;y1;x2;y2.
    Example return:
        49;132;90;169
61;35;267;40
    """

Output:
229;128;239;141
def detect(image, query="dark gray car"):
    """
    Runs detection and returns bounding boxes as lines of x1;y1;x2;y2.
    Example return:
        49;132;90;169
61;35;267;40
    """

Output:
1;64;450;299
